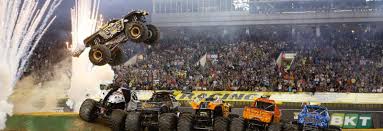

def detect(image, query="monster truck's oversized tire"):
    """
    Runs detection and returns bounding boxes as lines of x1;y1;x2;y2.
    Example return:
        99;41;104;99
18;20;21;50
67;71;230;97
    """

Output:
108;46;126;66
110;109;127;131
177;112;193;131
282;122;298;131
159;113;177;131
229;117;244;131
268;123;282;131
324;125;341;131
126;21;148;43
89;44;111;66
125;112;142;131
214;116;229;131
144;24;160;45
245;128;260;131
79;99;99;122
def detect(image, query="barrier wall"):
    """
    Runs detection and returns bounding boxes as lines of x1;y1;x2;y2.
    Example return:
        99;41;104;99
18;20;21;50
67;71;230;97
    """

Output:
136;90;383;104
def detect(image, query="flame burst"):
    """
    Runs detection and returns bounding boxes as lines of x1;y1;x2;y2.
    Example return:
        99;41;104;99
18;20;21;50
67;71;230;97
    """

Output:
0;0;62;129
68;0;114;111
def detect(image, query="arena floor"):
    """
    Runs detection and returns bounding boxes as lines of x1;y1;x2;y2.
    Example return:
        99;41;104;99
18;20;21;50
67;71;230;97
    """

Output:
3;109;382;131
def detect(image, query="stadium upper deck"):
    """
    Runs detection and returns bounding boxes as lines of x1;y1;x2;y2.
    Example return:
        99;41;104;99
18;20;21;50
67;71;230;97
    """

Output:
150;0;383;26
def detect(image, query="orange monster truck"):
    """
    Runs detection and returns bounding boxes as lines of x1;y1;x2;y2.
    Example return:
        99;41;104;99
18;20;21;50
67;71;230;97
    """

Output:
242;97;282;131
177;97;238;131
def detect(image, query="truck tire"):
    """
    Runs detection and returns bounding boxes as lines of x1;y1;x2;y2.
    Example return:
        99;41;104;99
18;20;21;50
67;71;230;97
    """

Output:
108;46;126;66
125;112;142;131
268;123;281;131
177;112;193;131
159;113;177;131
110;109;126;131
246;127;260;131
125;21;148;43
214;116;229;131
229;117;244;131
89;44;111;66
282;122;298;131
79;99;99;122
324;125;341;131
144;24;160;45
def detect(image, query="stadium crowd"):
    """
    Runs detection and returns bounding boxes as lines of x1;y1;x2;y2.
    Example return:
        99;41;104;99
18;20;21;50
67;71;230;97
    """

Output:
113;25;383;93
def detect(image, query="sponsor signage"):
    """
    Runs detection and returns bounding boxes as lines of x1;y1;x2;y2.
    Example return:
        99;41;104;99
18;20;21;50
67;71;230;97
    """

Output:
293;112;373;129
331;113;373;128
136;90;383;104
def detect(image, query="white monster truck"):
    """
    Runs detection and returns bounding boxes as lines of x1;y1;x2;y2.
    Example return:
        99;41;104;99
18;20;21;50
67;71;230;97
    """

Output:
79;82;139;131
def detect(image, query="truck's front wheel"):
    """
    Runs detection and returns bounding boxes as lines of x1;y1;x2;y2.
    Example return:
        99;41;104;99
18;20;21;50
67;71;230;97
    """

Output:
110;109;126;131
125;112;142;131
125;21;148;43
144;24;160;45
159;113;177;131
108;46;126;66
177;112;193;131
89;44;111;66
229;117;244;131
79;99;99;122
214;116;229;131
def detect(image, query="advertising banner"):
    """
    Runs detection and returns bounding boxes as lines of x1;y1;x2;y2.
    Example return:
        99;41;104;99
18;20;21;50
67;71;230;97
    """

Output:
136;90;383;104
294;112;373;129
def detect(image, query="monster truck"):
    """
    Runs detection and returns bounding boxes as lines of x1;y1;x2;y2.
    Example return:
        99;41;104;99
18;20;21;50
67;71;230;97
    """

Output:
76;10;160;66
296;105;341;131
125;91;180;131
79;82;139;131
177;96;237;131
242;97;282;131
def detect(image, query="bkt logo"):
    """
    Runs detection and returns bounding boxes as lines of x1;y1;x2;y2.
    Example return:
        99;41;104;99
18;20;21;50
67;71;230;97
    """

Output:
330;113;372;128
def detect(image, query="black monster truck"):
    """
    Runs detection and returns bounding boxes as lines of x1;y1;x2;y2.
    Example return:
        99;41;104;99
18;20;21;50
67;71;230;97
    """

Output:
80;10;160;66
79;82;139;131
125;91;180;131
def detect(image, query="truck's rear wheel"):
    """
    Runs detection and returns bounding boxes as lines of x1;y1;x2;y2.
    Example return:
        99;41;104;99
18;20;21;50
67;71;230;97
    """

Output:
245;128;260;131
108;46;126;66
268;123;281;131
79;99;99;122
230;117;244;131
110;109;126;131
214;116;229;131
282;122;298;131
125;112;142;131
89;44;111;66
324;125;341;131
177;112;193;131
159;113;177;131
144;24;160;45
126;21;148;43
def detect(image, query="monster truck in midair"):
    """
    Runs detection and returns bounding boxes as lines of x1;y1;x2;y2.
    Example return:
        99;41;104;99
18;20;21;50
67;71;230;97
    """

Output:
74;10;160;66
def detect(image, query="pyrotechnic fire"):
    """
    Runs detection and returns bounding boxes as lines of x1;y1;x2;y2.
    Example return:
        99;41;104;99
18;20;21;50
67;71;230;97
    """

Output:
0;0;62;129
68;0;114;111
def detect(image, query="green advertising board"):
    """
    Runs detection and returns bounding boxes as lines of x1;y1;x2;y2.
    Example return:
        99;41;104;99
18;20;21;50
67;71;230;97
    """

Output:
357;113;373;128
342;113;359;128
330;113;345;127
294;112;373;129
